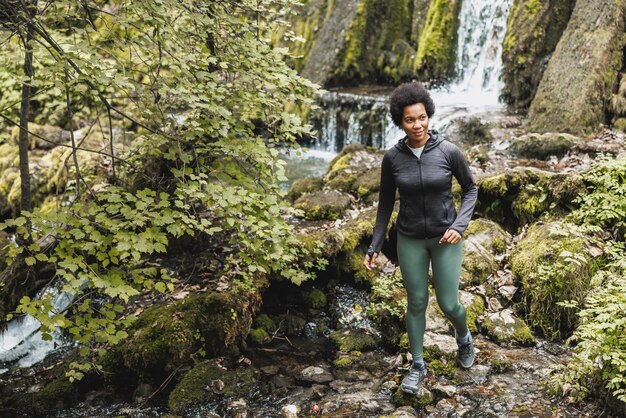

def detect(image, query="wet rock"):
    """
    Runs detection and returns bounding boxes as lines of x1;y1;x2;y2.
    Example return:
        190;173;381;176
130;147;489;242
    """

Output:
509;132;577;160
329;379;351;393
132;383;153;403
488;353;512;373
281;404;299;418
299;365;333;383
227;398;249;418
432;383;457;399
273;313;307;336
446;116;494;147
455;364;490;385
389;405;419;418
483;309;536;346
293;189;353;221
271;374;296;389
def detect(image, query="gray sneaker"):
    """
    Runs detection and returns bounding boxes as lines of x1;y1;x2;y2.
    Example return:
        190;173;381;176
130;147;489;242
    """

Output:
400;363;427;394
456;332;475;368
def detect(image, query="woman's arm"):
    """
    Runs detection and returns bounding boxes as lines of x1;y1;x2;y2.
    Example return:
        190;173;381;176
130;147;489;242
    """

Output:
367;152;397;255
448;146;477;236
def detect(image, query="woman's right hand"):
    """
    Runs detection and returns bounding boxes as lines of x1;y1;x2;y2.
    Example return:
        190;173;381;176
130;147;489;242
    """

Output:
364;252;379;270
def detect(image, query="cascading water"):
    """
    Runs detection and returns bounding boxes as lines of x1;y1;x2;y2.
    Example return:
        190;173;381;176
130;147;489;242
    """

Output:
0;284;73;373
302;0;513;159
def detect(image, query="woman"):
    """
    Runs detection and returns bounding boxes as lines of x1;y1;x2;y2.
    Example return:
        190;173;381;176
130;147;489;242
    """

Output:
363;82;477;394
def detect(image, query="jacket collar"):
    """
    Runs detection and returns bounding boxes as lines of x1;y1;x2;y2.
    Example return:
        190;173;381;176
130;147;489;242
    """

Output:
395;130;442;154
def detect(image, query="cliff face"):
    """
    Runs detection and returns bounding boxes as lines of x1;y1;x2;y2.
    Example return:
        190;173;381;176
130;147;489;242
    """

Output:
280;0;463;87
500;0;575;110
526;0;626;133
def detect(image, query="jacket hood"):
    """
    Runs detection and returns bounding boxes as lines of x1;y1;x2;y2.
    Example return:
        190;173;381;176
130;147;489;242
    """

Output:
395;130;443;154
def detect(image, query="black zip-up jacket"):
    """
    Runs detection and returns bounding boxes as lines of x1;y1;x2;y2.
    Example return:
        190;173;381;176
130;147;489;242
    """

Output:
368;131;477;255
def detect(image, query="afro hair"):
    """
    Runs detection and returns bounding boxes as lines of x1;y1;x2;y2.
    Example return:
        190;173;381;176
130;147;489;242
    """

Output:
389;82;435;127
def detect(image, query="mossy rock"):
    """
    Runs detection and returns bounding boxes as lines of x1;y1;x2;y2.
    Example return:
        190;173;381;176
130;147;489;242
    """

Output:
476;167;585;229
446;116;494;147
101;285;264;387
337;249;380;284
413;0;462;81
333;350;363;368
302;288;327;309
253;313;277;333
483;309;536;346
325;144;384;197
287;176;324;202
510;221;604;340
613;117;626;132
509;133;577;160
527;0;626;133
392;385;435;408
168;360;257;414
461;218;509;286
293;189;352;221
0;230;9;270
248;327;271;345
10;123;71;150
329;328;379;352
500;0;575;109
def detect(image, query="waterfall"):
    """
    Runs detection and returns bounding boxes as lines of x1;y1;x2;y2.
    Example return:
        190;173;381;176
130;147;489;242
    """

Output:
309;0;513;154
0;284;73;373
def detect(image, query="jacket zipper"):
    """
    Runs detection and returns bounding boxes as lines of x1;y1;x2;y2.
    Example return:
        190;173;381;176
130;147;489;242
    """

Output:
417;157;427;238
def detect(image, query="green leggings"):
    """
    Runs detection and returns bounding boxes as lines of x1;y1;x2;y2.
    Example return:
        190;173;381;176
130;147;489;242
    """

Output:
397;231;469;359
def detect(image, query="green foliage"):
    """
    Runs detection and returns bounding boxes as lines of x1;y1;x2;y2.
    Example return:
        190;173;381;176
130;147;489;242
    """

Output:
548;242;626;402
572;155;626;238
0;0;323;380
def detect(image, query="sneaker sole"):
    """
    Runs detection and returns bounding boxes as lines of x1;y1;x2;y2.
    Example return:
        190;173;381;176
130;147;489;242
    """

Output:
400;383;419;394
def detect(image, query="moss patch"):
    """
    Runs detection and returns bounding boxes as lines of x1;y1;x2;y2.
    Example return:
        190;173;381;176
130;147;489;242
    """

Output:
101;284;264;387
287;176;324;202
168;360;257;414
329;328;379;352
413;0;462;81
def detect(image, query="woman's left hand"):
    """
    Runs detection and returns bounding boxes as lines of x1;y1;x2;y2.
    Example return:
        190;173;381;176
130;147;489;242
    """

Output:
439;229;461;245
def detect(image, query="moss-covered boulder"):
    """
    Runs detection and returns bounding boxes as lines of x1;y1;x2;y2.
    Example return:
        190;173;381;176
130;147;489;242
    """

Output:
500;0;575;109
510;221;604;339
324;143;384;198
101;284;264;388
293;189;353;221
509;132;577;160
286;176;324;203
413;0;462;81
330;328;379;352
483;309;536;346
167;360;257;414
337;249;380;284
253;313;277;333
302;288;328;309
476;167;585;229
461;218;509;286
527;0;626;133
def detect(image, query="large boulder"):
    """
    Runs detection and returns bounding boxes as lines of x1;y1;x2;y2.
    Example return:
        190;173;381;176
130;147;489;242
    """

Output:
500;0;575;109
324;143;384;201
293;189;353;221
510;221;604;340
461;218;509;286
508;132;578;160
527;0;626;133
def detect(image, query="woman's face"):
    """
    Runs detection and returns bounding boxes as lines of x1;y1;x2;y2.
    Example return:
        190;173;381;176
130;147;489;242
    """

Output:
401;102;429;146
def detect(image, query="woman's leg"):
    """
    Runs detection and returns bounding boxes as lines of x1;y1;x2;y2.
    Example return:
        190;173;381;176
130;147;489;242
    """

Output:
428;237;469;337
397;232;431;360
